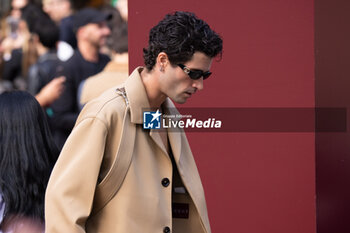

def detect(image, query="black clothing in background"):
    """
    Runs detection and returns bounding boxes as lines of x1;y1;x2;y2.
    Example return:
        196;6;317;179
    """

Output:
2;49;22;83
59;16;77;49
27;50;61;95
50;50;110;149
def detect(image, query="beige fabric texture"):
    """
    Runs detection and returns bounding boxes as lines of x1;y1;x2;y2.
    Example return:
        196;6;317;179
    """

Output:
45;67;211;233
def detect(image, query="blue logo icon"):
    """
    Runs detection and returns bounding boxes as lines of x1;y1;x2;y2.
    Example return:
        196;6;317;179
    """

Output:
143;110;162;129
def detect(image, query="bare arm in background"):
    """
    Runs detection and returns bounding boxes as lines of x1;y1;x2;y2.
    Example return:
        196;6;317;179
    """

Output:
35;76;65;107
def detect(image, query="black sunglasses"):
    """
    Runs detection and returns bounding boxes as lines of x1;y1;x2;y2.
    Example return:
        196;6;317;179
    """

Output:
177;64;212;80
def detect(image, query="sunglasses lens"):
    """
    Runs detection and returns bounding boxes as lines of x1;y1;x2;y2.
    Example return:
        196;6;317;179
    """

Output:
178;64;212;80
203;72;212;79
190;72;203;80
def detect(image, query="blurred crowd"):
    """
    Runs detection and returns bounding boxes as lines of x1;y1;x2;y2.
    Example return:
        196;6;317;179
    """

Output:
0;1;128;231
0;0;128;148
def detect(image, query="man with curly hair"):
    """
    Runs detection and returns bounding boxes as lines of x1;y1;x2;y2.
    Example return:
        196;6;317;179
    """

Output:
45;11;223;233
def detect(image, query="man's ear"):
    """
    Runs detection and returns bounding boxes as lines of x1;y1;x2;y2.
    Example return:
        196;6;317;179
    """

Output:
156;52;169;71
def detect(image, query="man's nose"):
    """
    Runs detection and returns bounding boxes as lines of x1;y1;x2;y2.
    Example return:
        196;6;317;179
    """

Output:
192;78;204;91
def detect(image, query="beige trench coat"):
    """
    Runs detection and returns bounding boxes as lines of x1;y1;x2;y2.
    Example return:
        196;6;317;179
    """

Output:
45;67;211;233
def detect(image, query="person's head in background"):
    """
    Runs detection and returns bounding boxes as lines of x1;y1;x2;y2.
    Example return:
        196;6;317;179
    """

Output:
0;91;58;230
2;0;30;42
20;3;49;34
43;0;73;24
10;0;29;19
109;16;127;59
73;8;111;56
19;4;50;77
115;0;127;22
32;15;59;54
100;4;127;59
3;0;33;42
11;0;28;9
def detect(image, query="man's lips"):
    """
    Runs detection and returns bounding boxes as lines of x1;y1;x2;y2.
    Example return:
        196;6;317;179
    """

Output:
185;89;196;95
184;91;193;97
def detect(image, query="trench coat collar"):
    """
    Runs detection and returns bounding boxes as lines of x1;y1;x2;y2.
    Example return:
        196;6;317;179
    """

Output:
148;98;182;159
124;67;181;126
124;67;151;124
124;67;180;156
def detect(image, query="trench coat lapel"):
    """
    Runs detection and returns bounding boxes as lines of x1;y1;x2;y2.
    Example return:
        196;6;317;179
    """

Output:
149;129;168;156
164;98;211;233
163;98;182;164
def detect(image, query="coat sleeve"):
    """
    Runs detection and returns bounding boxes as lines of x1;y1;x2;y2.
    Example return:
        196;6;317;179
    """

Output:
45;116;108;233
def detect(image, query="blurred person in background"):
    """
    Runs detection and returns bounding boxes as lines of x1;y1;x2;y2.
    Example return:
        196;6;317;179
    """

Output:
43;0;71;23
27;17;66;110
115;0;127;22
0;91;58;233
0;3;66;108
0;0;29;91
34;76;65;107
78;5;128;108
50;7;111;149
43;0;77;61
1;3;43;90
9;0;28;18
0;0;29;59
27;16;63;98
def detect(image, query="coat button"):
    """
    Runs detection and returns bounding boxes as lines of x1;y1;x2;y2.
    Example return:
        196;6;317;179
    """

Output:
161;178;170;187
163;226;171;233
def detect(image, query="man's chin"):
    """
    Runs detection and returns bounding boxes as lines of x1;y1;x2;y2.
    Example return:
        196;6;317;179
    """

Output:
170;97;188;104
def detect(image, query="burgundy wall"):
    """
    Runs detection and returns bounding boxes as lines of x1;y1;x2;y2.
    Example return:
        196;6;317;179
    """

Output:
128;1;316;232
315;1;350;233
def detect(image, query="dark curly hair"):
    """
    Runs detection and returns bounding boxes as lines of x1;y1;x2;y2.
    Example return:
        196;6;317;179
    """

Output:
143;11;223;70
